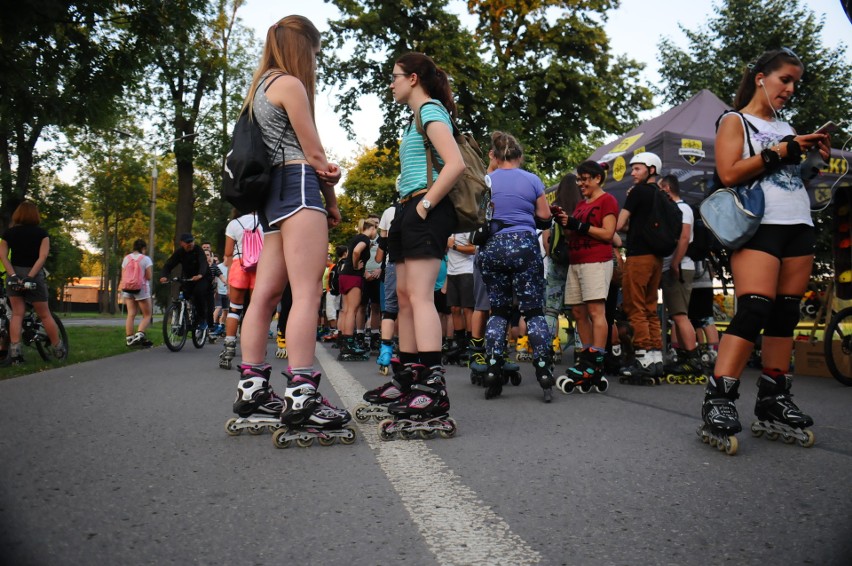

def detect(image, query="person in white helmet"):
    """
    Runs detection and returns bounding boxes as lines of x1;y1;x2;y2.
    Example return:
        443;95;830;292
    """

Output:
615;151;665;381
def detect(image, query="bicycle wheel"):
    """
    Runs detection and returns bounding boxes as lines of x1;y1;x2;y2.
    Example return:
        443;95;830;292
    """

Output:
191;305;207;349
824;306;852;386
31;312;68;361
163;304;187;352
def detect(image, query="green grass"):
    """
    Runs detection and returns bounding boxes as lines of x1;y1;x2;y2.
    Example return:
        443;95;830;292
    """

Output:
1;325;164;380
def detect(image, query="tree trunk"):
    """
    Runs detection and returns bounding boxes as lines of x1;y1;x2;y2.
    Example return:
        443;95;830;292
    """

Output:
174;158;195;246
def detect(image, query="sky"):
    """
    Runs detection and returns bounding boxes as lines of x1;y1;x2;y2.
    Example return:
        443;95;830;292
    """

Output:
236;0;852;165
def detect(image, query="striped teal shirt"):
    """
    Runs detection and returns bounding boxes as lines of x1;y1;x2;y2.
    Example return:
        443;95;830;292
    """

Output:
398;101;452;198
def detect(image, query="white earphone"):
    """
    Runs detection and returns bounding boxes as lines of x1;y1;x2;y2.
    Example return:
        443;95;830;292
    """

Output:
759;79;765;86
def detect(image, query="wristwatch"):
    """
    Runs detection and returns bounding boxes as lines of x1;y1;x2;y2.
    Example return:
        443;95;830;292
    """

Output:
421;198;432;213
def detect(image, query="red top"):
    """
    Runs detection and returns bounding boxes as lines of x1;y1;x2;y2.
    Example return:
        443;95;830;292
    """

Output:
567;192;619;264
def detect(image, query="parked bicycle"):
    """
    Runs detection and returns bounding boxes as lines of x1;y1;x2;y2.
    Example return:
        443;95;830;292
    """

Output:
162;277;208;352
0;274;68;363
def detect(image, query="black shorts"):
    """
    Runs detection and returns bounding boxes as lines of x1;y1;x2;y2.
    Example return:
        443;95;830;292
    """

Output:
688;287;714;321
361;278;382;306
446;273;474;308
434;289;451;314
742;224;815;259
388;193;457;262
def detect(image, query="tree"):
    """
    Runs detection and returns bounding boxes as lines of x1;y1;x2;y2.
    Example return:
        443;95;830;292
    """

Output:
656;0;852;278
321;0;652;178
0;0;146;230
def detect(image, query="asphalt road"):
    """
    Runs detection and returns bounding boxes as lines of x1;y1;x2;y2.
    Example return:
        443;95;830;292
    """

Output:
0;338;850;566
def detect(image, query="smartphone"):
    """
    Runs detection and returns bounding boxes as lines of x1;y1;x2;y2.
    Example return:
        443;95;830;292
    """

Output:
549;205;563;215
815;121;838;135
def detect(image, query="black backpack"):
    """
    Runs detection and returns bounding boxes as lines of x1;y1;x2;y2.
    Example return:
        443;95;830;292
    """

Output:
641;183;683;257
329;262;343;296
222;73;286;214
686;204;722;261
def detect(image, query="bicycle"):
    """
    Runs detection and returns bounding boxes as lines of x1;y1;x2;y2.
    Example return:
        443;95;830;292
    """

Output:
0;274;69;363
824;306;852;386
162;277;208;352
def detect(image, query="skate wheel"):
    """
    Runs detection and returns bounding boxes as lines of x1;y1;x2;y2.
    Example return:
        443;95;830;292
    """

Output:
418;430;437;440
595;377;609;393
275;348;287;359
296;436;314;448
767;432;780;441
578;382;592;394
782;433;796;444
439;418;458;439
555;375;567;389
510;372;522;386
485;384;502;399
354;404;371;423
709;436;718;447
687;375;697;385
225;418;241;436
559;378;575;394
399;429;416;440
339;426;357;445
677;376;687;385
750;422;764;438
248;425;263;435
724;435;738;455
666;375;677;384
272;428;292;448
799;430;815;448
378;419;396;441
318;435;336;446
380;365;389;376
698;376;708;385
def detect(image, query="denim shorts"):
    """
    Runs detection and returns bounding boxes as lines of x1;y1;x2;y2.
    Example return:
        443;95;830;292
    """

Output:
261;164;327;231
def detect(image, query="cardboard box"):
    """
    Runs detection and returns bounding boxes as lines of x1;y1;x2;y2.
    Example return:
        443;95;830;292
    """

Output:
794;340;852;378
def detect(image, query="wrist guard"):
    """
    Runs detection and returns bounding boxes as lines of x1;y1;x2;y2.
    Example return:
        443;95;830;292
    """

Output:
760;147;782;172
535;216;553;230
781;135;802;164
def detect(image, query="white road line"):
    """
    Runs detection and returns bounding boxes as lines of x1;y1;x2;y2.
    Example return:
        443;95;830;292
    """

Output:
317;347;541;566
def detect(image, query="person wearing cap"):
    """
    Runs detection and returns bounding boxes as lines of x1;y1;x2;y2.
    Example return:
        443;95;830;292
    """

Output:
615;152;666;381
159;233;210;332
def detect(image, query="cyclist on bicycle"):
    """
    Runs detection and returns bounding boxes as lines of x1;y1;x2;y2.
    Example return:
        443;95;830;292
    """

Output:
0;201;66;365
158;233;210;331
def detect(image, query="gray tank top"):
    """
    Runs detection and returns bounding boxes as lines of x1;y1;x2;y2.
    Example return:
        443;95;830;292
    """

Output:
251;72;306;164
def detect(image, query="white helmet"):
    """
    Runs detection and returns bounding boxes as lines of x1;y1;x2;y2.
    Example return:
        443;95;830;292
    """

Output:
629;152;662;174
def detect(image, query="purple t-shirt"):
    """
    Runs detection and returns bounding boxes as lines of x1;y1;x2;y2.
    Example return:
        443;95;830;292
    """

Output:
489;168;545;235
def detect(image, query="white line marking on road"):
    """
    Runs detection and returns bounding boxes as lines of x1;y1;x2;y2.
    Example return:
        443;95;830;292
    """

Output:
317;347;541;566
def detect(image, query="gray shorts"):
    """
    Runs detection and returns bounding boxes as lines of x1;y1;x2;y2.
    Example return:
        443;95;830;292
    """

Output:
661;268;695;316
6;266;49;302
446;273;474;308
472;253;490;311
261;164;327;231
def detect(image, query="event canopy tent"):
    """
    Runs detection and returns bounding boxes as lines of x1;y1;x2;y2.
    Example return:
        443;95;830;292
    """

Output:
587;89;851;208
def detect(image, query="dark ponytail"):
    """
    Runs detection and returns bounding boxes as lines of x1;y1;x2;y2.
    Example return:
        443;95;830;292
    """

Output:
733;48;803;110
396;52;457;119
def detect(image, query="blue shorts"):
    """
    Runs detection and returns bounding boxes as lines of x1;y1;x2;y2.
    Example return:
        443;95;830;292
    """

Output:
383;262;398;314
261;164;327;231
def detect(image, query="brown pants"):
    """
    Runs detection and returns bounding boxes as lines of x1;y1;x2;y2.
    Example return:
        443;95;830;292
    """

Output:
622;254;663;350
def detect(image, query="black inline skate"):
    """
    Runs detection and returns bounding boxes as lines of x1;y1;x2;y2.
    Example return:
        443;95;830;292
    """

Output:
369;332;381;353
273;370;356;448
533;354;556;403
379;364;457;440
354;359;406;422
557;349;608;394
750;369;815;447
618;349;659;385
337;335;370;361
697;375;741;455
663;348;707;385
442;333;469;366
483;352;504;399
468;337;487;386
225;363;285;436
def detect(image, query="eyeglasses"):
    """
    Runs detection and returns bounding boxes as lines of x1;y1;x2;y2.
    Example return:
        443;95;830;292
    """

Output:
576;175;593;184
390;73;410;82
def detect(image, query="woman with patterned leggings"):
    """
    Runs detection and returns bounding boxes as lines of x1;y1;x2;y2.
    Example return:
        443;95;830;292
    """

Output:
477;131;555;402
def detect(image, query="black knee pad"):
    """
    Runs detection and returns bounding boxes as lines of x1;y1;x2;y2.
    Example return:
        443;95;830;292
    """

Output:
763;295;801;338
522;307;544;320
491;306;513;320
382;311;398;321
725;294;773;342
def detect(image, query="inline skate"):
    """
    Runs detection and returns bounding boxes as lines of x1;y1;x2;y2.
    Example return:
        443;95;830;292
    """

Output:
533;355;556;403
618;349;659;385
127;331;153;349
225;364;285;436
515;335;533;362
551;336;563;364
750;370;815;447
698;343;718;370
697;375;741;455
557;349;608;394
376;341;394;375
468;337;487;386
663;348;707;384
379;364;457;440
355;360;407;422
503;354;522;387
273;370;356;448
337;336;370;362
275;331;287;359
483;353;504;399
369;332;381;353
442;334;469;366
218;338;237;369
